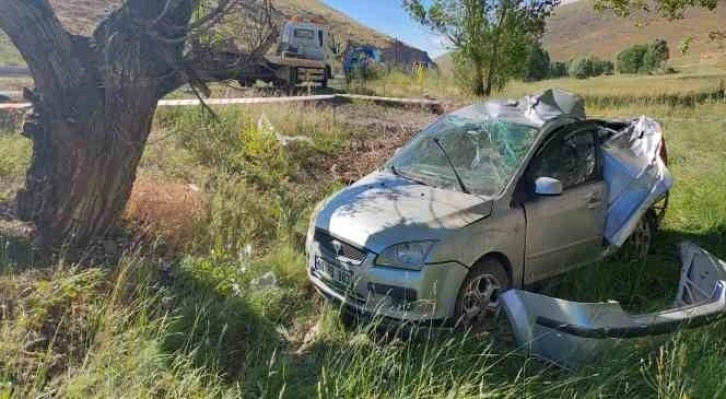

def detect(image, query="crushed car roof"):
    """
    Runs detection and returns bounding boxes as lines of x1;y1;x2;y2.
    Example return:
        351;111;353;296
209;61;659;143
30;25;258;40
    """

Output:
450;89;586;128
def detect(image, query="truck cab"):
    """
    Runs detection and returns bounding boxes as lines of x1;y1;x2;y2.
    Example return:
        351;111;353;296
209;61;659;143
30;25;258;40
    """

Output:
279;18;330;63
269;16;333;88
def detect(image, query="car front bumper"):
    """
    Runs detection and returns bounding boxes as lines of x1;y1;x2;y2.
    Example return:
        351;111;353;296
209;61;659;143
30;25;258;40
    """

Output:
501;242;726;370
307;248;468;324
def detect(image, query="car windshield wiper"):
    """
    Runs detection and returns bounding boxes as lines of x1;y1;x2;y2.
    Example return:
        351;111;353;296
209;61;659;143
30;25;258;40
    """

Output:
432;137;470;194
391;164;430;187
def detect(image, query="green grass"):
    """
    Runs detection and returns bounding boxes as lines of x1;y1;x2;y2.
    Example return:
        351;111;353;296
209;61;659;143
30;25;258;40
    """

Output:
0;33;24;67
2;94;726;397
0;131;31;201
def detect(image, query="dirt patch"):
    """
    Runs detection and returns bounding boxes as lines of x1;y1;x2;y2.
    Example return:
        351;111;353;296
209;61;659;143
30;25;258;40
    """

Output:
324;104;437;183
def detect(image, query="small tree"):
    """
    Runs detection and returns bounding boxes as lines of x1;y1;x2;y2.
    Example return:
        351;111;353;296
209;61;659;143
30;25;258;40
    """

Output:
617;44;649;73
523;42;551;82
569;57;592;79
643;39;670;72
549;61;569;78
569;56;613;79
403;0;558;96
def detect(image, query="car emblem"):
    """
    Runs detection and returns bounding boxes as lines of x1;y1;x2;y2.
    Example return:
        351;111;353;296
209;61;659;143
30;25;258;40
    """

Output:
331;240;343;257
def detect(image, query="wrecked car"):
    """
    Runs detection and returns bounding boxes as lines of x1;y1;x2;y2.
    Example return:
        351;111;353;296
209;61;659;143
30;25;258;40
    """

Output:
305;89;672;328
501;242;726;370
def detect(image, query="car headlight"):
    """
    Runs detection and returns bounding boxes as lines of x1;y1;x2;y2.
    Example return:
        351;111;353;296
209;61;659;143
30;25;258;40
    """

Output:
375;241;437;271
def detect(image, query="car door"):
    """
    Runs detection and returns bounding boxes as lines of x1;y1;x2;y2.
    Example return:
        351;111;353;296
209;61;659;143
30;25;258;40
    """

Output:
523;125;607;283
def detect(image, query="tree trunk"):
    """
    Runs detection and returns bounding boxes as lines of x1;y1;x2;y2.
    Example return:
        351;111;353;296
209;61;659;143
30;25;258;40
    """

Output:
473;60;486;97
18;87;159;251
0;0;193;252
1;0;274;252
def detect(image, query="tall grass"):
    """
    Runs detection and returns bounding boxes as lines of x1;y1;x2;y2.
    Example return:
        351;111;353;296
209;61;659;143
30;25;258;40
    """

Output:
2;99;726;397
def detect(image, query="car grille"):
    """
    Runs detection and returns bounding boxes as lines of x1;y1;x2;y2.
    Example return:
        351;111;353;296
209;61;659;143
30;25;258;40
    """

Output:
314;229;368;263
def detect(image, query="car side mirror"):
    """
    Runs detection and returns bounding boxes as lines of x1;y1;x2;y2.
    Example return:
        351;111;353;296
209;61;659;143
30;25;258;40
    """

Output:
534;177;563;196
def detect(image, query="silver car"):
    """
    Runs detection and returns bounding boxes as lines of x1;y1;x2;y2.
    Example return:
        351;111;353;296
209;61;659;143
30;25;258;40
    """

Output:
306;89;671;328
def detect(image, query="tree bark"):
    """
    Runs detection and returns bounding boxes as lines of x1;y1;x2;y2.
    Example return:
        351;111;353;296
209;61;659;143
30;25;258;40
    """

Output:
0;0;210;252
473;61;486;97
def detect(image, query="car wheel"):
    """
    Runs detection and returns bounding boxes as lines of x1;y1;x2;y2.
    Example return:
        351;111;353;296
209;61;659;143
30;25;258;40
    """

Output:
454;258;511;331
622;210;656;261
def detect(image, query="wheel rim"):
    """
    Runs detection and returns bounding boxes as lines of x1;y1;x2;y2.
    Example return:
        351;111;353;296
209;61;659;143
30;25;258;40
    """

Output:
628;217;652;259
460;273;502;328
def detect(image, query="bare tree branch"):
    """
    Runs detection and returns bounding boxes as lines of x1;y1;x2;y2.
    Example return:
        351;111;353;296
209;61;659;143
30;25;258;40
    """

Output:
0;0;87;101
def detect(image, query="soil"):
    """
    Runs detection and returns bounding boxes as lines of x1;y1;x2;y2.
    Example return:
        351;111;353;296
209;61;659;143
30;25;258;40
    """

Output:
323;103;438;183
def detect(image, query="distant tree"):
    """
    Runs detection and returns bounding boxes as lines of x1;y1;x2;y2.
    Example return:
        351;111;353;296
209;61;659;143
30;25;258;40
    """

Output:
523;42;551;82
617;40;670;74
617;44;649;73
594;0;722;51
403;0;558;96
593;0;718;19
569;57;592;79
569;56;612;79
549;61;569;78
643;39;670;72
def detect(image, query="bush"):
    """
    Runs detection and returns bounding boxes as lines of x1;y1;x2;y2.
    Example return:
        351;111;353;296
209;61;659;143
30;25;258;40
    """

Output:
617;44;648;74
617;40;669;74
549;61;569;78
643;39;670;73
569;56;613;79
523;43;551;82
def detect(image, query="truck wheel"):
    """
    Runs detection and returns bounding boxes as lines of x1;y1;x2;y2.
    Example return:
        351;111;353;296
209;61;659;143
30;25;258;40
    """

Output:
321;66;332;89
454;258;511;331
622;210;657;261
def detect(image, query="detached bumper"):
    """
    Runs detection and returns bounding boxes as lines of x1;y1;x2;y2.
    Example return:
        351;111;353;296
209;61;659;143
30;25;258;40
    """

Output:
501;242;726;370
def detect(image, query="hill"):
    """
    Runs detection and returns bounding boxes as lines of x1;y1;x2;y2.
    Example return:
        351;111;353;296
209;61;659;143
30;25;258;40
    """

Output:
0;0;430;68
544;0;726;71
434;1;726;75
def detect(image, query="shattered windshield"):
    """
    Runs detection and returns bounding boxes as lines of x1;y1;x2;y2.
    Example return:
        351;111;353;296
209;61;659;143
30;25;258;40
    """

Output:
387;114;538;196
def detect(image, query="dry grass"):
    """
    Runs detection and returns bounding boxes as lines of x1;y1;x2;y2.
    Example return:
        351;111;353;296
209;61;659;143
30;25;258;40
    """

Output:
501;71;726;98
125;177;207;255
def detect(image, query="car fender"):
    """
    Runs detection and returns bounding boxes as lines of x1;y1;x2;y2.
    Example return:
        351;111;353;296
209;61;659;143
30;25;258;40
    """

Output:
428;204;526;287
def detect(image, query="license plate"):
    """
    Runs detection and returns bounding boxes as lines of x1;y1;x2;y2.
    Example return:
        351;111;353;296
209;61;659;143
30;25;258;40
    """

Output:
315;257;352;286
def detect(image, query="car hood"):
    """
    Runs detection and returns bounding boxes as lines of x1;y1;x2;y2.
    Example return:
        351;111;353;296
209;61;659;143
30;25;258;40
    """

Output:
315;171;493;253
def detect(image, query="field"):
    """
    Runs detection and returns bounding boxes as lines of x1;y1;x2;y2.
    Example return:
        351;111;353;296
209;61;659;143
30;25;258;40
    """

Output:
2;70;726;397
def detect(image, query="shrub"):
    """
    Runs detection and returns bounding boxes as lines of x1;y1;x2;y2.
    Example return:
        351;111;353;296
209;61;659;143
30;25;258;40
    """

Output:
617;40;669;74
549;61;569;78
569;56;612;79
523;43;551;82
643;39;670;73
617;44;648;74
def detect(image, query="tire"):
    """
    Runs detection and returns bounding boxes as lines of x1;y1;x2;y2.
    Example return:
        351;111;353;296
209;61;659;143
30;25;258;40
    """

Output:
454;257;511;331
621;210;657;261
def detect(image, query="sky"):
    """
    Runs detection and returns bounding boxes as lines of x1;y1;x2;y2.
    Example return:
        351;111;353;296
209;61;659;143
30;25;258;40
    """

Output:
321;0;449;58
